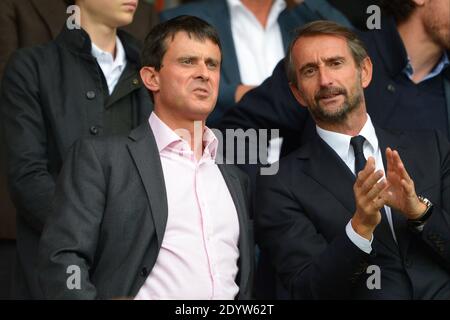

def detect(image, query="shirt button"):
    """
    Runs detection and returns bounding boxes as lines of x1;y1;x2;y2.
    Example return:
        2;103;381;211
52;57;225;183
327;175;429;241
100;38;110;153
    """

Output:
86;90;96;99
90;126;99;135
386;84;395;93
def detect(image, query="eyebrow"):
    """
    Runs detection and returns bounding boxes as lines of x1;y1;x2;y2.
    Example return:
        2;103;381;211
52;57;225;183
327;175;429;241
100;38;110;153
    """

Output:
177;55;220;65
299;56;346;72
205;57;220;65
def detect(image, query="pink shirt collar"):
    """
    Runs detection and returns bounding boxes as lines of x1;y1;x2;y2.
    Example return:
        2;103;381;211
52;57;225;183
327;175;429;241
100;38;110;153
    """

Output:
148;112;219;161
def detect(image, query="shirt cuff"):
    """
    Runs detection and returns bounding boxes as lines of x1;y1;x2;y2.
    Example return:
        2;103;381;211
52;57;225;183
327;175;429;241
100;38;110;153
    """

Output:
345;220;373;254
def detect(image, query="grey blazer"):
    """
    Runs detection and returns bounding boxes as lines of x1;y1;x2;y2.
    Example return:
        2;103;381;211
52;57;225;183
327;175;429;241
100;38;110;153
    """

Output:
38;123;254;299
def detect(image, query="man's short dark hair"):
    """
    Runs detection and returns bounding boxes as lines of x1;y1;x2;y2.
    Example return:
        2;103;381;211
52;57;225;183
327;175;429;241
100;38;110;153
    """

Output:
141;15;222;70
380;0;417;23
286;20;368;87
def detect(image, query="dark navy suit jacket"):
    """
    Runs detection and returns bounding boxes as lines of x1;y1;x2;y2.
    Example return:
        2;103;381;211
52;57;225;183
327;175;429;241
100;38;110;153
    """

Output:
256;128;450;299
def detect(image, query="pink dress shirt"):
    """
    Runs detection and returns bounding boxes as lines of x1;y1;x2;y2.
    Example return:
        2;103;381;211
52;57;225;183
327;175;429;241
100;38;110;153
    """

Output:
134;113;240;300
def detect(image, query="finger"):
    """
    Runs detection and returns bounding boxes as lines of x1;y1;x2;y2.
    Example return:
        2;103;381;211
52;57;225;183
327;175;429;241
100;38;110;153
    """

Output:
356;157;376;186
366;178;388;202
393;150;412;182
386;147;394;174
360;169;385;194
372;196;385;212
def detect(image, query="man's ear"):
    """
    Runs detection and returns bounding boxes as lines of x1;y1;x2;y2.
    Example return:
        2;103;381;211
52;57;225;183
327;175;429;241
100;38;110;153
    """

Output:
289;82;307;108
140;66;160;93
360;57;373;89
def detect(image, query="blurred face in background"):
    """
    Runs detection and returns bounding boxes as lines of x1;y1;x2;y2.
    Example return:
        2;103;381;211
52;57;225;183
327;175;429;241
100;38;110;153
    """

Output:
76;0;139;28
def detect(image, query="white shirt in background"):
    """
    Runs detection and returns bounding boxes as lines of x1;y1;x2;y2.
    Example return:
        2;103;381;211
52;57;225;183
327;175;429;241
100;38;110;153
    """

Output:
91;36;127;95
227;0;286;86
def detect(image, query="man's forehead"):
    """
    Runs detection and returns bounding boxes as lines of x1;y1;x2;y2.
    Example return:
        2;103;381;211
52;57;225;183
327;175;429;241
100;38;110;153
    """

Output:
165;31;215;47
293;35;350;60
164;31;221;56
293;35;350;55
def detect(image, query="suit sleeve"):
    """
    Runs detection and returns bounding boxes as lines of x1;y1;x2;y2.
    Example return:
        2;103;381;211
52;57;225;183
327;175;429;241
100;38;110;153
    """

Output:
417;131;450;264
255;172;372;299
1;50;55;233
38;139;106;299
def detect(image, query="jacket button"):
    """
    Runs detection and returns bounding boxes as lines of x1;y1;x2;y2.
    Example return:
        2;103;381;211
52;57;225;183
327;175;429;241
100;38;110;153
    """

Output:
387;84;395;93
86;90;96;99
132;78;139;85
140;267;148;277
90;126;99;135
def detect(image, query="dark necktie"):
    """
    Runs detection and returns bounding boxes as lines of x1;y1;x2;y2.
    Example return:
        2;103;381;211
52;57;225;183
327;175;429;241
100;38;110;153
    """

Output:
350;135;366;174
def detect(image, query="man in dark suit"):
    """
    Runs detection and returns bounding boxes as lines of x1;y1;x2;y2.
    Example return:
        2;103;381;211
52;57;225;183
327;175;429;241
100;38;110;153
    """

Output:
1;0;155;299
256;21;450;299
160;0;352;125
38;16;253;299
218;0;450;158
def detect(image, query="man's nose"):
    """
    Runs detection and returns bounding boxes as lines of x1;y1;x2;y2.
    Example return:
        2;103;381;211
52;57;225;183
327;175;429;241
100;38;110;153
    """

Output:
318;67;333;86
194;62;210;81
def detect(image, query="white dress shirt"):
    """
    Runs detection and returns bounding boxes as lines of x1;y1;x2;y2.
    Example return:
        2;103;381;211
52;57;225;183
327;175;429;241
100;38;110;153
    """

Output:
316;115;397;254
91;36;127;95
227;0;286;86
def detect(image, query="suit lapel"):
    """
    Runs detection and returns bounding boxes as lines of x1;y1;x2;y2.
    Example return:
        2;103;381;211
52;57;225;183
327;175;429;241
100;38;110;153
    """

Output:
209;1;241;84
127;124;168;249
217;164;251;297
30;0;67;38
298;135;356;215
278;9;298;51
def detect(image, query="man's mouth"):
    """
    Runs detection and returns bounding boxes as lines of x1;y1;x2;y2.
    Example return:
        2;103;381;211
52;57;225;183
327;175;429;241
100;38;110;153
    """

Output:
318;92;342;100
316;87;346;102
193;88;210;97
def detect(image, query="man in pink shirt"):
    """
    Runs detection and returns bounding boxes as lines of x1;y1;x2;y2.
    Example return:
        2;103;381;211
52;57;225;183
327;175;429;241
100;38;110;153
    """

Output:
37;16;254;300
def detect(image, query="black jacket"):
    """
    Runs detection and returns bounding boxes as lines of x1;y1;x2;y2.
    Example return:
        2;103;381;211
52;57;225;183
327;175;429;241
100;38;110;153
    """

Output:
1;25;152;298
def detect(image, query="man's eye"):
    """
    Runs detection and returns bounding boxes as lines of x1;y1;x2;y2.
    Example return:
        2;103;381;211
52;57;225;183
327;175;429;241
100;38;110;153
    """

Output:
303;68;315;76
331;60;343;67
181;58;193;64
207;62;218;69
